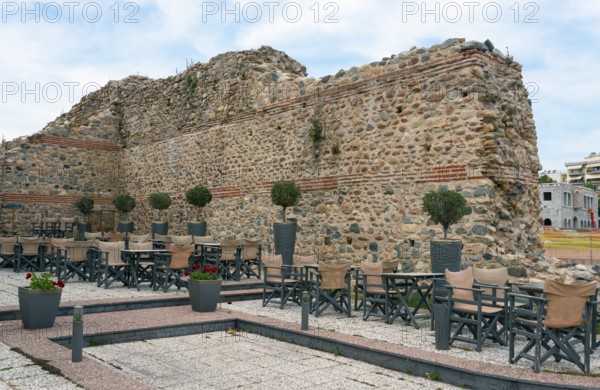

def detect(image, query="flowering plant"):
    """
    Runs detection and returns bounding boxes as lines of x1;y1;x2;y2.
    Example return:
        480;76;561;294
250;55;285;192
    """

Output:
185;263;218;281
26;272;65;290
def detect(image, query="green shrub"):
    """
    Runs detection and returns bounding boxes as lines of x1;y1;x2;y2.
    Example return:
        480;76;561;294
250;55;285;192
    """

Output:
113;194;136;217
271;180;301;221
185;185;212;221
309;119;325;143
422;188;466;239
148;192;172;221
74;196;94;222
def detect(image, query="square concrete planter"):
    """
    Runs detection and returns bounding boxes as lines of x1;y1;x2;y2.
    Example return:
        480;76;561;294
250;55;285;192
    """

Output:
188;279;222;312
18;287;62;329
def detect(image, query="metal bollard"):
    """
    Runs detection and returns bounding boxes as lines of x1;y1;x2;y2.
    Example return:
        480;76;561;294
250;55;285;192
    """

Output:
301;292;309;330
72;306;84;362
434;303;449;350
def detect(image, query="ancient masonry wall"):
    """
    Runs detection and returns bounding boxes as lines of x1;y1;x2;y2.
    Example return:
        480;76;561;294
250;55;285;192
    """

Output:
0;39;542;271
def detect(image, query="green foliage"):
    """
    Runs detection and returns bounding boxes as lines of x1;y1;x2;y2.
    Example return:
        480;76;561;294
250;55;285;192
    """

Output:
185;185;212;221
148;192;172;210
26;272;63;290
428;370;441;381
189;264;218;280
422;188;467;239
74;196;94;222
583;182;595;189
331;138;341;155
539;174;556;183
309;118;325;143
185;74;198;96
271;180;301;221
112;194;136;216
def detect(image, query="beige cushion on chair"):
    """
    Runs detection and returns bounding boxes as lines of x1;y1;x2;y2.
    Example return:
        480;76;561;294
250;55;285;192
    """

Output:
318;261;352;290
445;267;474;301
381;260;399;273
360;261;385;294
85;232;104;240
169;244;195;270
98;240;126;265
543;280;598;329
129;233;150;243
294;254;317;266
473;267;508;298
171;235;193;246
263;254;283;282
193;235;214;244
107;232;126;242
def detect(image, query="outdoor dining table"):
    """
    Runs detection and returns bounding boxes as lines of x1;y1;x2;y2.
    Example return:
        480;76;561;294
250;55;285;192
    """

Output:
120;249;169;291
381;272;444;329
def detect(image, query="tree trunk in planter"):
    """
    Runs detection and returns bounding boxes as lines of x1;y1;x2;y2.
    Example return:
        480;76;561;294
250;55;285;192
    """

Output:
187;221;207;236
273;220;297;277
430;239;462;296
188;279;222;312
18;287;62;329
151;222;169;239
117;221;134;233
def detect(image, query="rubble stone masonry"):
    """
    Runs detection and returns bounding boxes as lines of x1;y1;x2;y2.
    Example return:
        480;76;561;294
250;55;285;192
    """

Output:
0;38;543;270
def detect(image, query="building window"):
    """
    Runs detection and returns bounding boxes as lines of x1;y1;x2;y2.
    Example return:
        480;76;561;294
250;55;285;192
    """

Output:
543;192;552;201
563;192;572;207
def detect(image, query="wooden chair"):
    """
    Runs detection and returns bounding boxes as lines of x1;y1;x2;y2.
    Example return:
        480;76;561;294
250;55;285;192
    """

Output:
154;244;196;292
129;233;150;243
107;232;126;242
239;238;262;279
262;254;304;309
96;240;127;288
56;241;93;282
508;280;598;373
445;267;507;352
308;261;352;317
0;236;17;269
14;236;45;272
171;235;193;246
218;239;241;280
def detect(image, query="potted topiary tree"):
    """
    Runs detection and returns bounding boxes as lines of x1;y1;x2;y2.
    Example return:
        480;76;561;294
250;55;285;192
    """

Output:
271;180;301;271
74;196;94;238
113;194;136;233
148;192;172;238
185;185;212;236
422;188;467;276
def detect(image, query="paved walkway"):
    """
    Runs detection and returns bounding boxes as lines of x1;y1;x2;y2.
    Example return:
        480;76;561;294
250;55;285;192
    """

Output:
0;269;598;389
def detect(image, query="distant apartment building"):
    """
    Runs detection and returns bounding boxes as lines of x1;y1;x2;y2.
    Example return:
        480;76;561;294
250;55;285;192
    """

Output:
539;183;598;228
539;169;566;183
565;152;600;191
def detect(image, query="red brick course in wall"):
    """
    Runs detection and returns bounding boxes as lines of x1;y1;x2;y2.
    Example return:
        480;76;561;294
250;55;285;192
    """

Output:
1;194;114;205
31;135;122;152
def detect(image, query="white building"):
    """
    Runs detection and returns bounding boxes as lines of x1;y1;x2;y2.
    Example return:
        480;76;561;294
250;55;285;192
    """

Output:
565;152;600;191
539;183;598;229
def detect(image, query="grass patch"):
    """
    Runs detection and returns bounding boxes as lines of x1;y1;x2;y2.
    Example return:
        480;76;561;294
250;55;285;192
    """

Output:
427;370;441;381
10;347;63;377
328;346;343;357
88;338;104;347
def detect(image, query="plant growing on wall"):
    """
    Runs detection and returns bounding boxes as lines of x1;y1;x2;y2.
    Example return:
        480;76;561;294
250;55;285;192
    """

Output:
185;185;212;221
271;180;301;221
422;188;467;239
148;192;172;222
331;138;341;155
74;196;94;223
308;118;325;144
113;194;136;219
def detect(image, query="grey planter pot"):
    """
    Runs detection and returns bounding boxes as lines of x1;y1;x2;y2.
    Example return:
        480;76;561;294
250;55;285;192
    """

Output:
77;223;88;240
430;239;462;296
18;287;62;329
273;221;297;274
117;221;134;233
151;222;169;239
187;221;207;236
188;279;222;312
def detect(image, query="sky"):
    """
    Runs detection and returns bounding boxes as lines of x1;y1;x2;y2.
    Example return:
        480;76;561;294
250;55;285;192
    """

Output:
1;0;599;171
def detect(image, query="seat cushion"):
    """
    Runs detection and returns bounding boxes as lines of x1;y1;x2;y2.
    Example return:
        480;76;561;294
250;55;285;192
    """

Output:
473;267;508;298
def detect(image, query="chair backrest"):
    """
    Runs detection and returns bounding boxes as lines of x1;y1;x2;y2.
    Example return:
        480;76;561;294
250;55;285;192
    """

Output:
64;241;91;262
294;254;317;267
543;280;598;329
171;235;193;246
220;239;239;261
445;267;474;301
263;254;283;282
473;267;508;298
241;238;261;260
318;261;352;290
129;233;150;243
154;234;171;243
107;232;126;242
85;231;104;240
0;236;17;255
18;236;43;255
60;217;75;229
381;260;399;274
193;235;214;244
130;241;154;251
360;261;384;291
98;240;126;265
51;237;74;249
170;244;195;269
